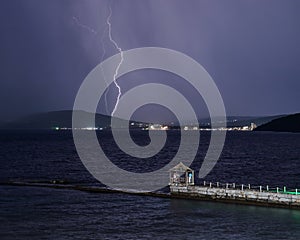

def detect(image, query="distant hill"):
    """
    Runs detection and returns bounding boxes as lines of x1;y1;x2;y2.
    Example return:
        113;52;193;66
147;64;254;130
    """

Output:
0;110;112;130
226;115;286;127
197;115;285;128
254;113;300;133
0;110;291;130
0;110;151;130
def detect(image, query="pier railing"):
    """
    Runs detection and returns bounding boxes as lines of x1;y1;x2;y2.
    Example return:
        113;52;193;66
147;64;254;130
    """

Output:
202;181;300;195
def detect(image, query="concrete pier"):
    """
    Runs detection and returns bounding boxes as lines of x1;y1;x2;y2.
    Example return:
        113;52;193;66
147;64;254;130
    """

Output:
170;185;300;209
1;180;300;209
169;162;300;209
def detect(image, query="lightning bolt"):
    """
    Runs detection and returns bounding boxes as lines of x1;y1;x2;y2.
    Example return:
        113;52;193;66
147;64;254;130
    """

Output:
72;16;98;35
100;27;110;115
107;6;124;116
73;16;111;115
73;5;123;117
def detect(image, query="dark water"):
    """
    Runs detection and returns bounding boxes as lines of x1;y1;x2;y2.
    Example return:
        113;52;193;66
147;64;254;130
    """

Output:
1;130;300;239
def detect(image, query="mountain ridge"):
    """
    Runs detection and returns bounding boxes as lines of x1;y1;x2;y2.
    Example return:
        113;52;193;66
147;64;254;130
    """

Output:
0;110;289;130
254;113;300;133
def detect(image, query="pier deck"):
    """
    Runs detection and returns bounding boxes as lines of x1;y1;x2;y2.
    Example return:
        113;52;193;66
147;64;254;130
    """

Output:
2;180;300;209
170;185;300;209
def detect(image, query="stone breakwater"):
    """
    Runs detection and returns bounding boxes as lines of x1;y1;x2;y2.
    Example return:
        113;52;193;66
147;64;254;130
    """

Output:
170;185;300;209
2;180;300;209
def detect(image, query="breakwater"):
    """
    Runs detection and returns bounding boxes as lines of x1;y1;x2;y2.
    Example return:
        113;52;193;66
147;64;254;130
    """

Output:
170;182;300;209
0;181;171;198
2;180;300;209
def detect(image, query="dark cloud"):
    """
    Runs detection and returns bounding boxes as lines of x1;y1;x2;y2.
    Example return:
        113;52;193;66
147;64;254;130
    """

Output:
0;0;299;120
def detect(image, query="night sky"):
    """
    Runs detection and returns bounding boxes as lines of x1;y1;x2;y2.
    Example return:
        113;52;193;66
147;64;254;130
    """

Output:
1;0;299;121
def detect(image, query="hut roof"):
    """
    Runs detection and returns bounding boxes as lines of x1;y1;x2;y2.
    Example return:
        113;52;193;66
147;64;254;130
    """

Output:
169;162;193;172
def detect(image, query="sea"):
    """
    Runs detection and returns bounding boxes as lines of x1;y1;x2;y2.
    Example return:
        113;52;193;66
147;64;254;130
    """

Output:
0;130;300;239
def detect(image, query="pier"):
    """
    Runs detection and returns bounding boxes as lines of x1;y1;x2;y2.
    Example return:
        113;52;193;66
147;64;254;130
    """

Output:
1;162;300;210
169;162;300;209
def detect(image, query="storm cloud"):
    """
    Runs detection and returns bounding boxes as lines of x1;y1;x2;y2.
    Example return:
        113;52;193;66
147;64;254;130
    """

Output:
0;0;299;120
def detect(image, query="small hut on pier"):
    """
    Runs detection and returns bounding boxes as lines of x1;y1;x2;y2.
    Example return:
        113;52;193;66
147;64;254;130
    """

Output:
169;162;194;186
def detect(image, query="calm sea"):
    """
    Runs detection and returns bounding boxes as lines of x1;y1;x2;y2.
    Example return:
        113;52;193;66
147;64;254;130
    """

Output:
1;130;300;239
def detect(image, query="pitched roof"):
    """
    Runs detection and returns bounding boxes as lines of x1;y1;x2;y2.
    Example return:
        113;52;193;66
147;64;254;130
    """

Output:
169;162;193;172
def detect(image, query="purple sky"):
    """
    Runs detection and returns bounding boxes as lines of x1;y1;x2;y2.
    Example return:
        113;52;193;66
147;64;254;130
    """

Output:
0;0;299;120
